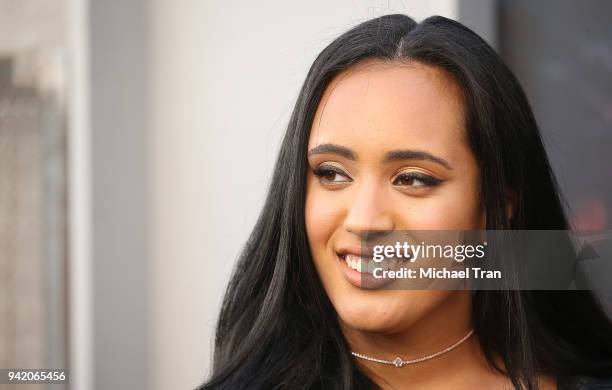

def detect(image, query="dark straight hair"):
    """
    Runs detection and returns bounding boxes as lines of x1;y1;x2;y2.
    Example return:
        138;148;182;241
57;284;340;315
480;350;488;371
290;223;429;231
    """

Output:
199;14;612;390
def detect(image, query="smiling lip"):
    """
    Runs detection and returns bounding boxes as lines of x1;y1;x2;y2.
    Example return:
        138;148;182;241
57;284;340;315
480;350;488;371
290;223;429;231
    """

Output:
335;245;403;289
335;244;374;259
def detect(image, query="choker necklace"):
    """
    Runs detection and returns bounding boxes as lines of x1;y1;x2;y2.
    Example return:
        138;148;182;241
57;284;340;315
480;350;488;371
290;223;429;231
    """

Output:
351;329;474;368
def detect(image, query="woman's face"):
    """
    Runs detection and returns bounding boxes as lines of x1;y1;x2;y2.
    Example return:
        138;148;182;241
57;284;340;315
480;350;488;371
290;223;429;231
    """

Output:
305;60;485;333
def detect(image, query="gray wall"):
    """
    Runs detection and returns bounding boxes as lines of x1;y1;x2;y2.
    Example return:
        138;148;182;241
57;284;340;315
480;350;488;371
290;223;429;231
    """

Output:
89;1;149;389
500;0;612;229
500;0;612;309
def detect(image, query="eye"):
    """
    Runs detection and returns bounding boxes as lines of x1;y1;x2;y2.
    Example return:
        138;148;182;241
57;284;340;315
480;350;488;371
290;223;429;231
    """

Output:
312;164;352;185
392;171;442;188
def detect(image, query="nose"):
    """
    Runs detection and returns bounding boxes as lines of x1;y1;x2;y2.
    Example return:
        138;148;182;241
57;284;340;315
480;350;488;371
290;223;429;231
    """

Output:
343;180;395;238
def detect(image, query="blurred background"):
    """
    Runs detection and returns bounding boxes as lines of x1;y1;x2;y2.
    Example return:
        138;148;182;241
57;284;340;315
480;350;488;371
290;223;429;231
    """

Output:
0;0;610;389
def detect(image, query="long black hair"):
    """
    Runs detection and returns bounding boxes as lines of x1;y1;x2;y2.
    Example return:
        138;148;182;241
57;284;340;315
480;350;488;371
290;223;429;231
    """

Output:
199;14;612;389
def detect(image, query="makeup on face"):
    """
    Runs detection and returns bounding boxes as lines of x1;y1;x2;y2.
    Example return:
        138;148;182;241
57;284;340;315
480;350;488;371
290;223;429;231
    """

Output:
304;60;483;333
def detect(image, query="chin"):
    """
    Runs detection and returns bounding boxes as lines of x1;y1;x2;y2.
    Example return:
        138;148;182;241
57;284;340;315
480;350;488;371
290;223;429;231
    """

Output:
333;292;421;334
340;310;411;334
332;288;456;335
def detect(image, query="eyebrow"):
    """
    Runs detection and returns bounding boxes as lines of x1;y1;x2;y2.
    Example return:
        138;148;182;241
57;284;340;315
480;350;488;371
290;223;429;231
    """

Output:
385;149;453;170
307;143;356;160
307;142;453;170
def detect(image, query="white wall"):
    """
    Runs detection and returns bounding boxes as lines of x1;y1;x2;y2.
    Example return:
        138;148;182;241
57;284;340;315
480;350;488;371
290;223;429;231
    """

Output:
0;1;497;389
68;0;93;388
147;2;480;389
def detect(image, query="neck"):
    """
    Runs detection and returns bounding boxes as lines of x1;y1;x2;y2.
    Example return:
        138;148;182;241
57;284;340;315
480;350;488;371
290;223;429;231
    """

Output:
340;291;506;389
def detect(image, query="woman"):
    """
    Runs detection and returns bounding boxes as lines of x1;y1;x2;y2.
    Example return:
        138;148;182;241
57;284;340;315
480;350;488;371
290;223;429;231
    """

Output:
199;15;612;389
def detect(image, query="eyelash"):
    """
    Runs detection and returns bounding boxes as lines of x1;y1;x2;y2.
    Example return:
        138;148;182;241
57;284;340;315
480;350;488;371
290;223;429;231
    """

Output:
392;172;442;188
312;166;350;184
312;165;443;189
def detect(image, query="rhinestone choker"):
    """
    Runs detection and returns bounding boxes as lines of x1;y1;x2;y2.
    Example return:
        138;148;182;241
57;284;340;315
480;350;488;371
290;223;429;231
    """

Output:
351;329;474;368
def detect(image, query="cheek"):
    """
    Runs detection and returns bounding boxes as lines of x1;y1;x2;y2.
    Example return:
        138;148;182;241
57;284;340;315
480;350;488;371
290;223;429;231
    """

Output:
304;180;344;252
445;177;485;229
397;174;484;229
305;178;347;300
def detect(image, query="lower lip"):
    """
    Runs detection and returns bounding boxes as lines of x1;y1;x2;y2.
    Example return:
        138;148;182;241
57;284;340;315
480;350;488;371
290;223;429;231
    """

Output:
337;254;398;290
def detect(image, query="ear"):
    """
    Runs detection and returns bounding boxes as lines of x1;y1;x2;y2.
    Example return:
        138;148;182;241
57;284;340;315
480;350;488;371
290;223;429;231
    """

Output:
505;189;516;224
479;206;486;229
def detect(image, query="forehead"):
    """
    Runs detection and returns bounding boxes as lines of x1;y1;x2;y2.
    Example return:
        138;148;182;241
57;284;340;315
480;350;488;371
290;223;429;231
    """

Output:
308;60;466;156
